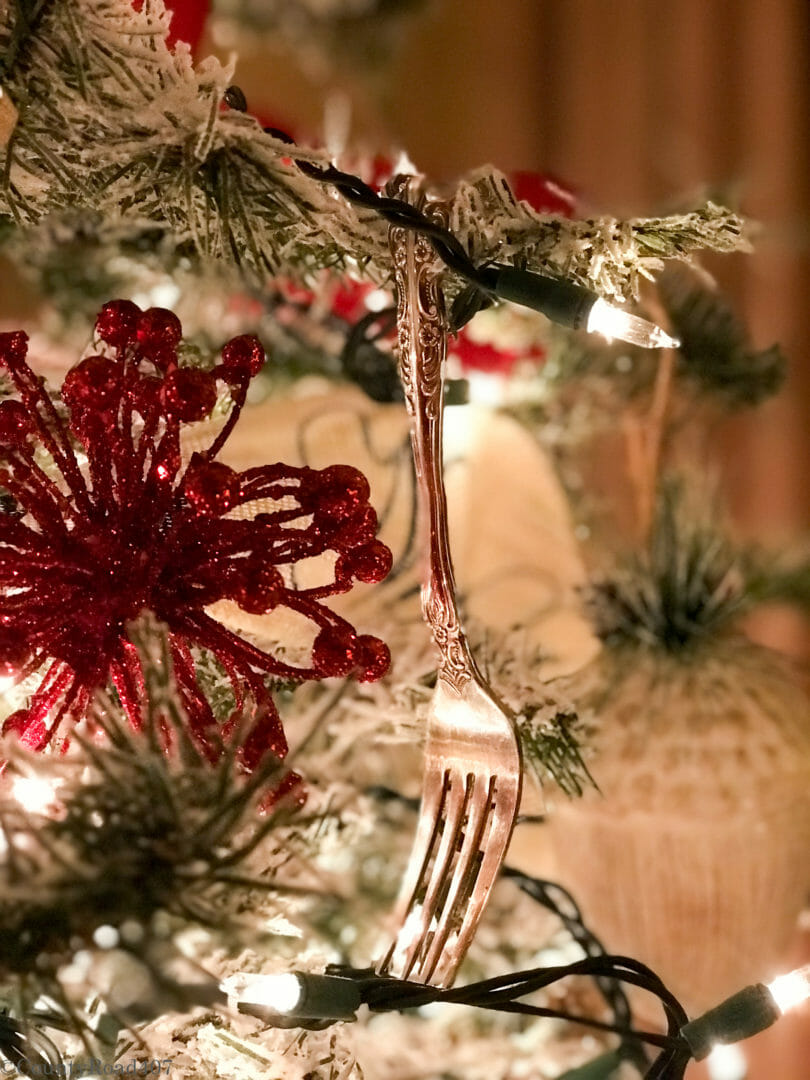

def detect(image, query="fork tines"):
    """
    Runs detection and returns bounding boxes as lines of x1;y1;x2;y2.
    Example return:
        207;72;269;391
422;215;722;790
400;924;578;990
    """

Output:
382;765;518;986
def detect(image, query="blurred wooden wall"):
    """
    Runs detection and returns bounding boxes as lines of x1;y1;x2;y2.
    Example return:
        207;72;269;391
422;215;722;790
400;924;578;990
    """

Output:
387;0;810;548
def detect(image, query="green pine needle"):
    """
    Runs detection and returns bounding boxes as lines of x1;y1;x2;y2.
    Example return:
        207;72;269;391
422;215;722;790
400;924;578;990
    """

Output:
660;266;786;408
0;616;303;984
587;484;748;653
517;707;595;798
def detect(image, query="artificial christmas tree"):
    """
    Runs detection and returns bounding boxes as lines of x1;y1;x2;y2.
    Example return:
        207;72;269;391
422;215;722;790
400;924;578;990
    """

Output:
0;3;809;1080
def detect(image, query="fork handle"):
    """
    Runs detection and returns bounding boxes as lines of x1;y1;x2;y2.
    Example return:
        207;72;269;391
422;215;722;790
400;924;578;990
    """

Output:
389;178;478;692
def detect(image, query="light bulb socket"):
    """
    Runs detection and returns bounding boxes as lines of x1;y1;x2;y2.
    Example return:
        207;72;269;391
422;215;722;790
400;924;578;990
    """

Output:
490;267;596;330
679;984;780;1061
237;973;362;1028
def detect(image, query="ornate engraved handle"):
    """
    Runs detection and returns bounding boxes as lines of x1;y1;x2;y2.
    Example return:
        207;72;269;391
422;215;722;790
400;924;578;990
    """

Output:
389;177;477;692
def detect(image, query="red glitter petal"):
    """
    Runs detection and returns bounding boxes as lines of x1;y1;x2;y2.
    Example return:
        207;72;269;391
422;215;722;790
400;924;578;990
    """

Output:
0;302;392;792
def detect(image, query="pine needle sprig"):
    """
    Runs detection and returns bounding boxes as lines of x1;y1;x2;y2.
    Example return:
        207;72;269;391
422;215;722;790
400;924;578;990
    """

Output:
0;617;308;987
587;484;748;653
517;707;595;798
742;546;810;613
659;266;786;408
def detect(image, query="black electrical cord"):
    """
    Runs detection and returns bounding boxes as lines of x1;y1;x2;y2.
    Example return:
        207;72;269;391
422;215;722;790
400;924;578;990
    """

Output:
338;304;403;402
0;1011;63;1079
364;785;648;1072
223;86;611;335
503;868;649;1074
362;786;660;1075
327;955;691;1073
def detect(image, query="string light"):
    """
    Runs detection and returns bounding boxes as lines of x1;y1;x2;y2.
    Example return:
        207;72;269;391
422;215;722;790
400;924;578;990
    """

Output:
225;973;304;1015
586;297;680;349
766;964;810;1014
10;775;63;814
221;972;361;1027
679;963;810;1063
214;956;810;1080
706;1043;747;1080
490;267;679;349
223;88;679;352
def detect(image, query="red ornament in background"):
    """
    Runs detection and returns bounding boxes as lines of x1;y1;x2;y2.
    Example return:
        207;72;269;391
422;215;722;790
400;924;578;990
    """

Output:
509;171;577;218
451;333;546;377
0;303;391;782
131;0;210;54
164;0;210;52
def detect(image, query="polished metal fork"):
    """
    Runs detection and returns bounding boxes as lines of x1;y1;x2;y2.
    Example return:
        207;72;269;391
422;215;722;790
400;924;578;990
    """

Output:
378;179;523;988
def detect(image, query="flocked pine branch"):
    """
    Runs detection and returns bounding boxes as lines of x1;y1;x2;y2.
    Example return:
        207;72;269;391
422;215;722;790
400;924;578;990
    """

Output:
586;481;749;653
0;0;749;307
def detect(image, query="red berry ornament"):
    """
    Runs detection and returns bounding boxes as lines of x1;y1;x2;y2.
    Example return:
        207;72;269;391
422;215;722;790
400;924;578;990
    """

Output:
62;355;123;414
347;540;394;583
510;171;577;217
355;635;391;682
137;306;183;363
184;458;240;516
162;367;217;421
312;625;359;678
95;299;140;347
231;563;285;615
0;306;392;785
221;334;265;378
0;400;33;445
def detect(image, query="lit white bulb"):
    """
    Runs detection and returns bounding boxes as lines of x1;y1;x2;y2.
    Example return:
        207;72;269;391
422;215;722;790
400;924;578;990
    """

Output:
466;372;506;407
767;964;810;1014
707;1043;747;1080
586;297;680;349
222;972;303;1015
11;775;62;814
131;281;181;310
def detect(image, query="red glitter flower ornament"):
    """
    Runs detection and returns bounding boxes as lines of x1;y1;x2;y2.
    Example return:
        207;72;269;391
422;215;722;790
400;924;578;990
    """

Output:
0;301;392;781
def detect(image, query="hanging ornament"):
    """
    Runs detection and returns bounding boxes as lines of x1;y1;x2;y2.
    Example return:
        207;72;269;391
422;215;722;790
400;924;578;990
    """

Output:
0;301;392;778
451;329;545;377
163;0;210;52
546;498;810;1014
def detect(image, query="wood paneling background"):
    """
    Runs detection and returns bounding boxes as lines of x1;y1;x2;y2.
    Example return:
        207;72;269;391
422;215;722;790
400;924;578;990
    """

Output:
388;0;810;543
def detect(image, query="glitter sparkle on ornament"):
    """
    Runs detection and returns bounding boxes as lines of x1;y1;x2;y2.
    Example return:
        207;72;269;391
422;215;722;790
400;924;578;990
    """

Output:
0;301;392;782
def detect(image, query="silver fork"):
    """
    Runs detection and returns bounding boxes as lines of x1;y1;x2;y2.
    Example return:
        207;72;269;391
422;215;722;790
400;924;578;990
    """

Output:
378;179;523;988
